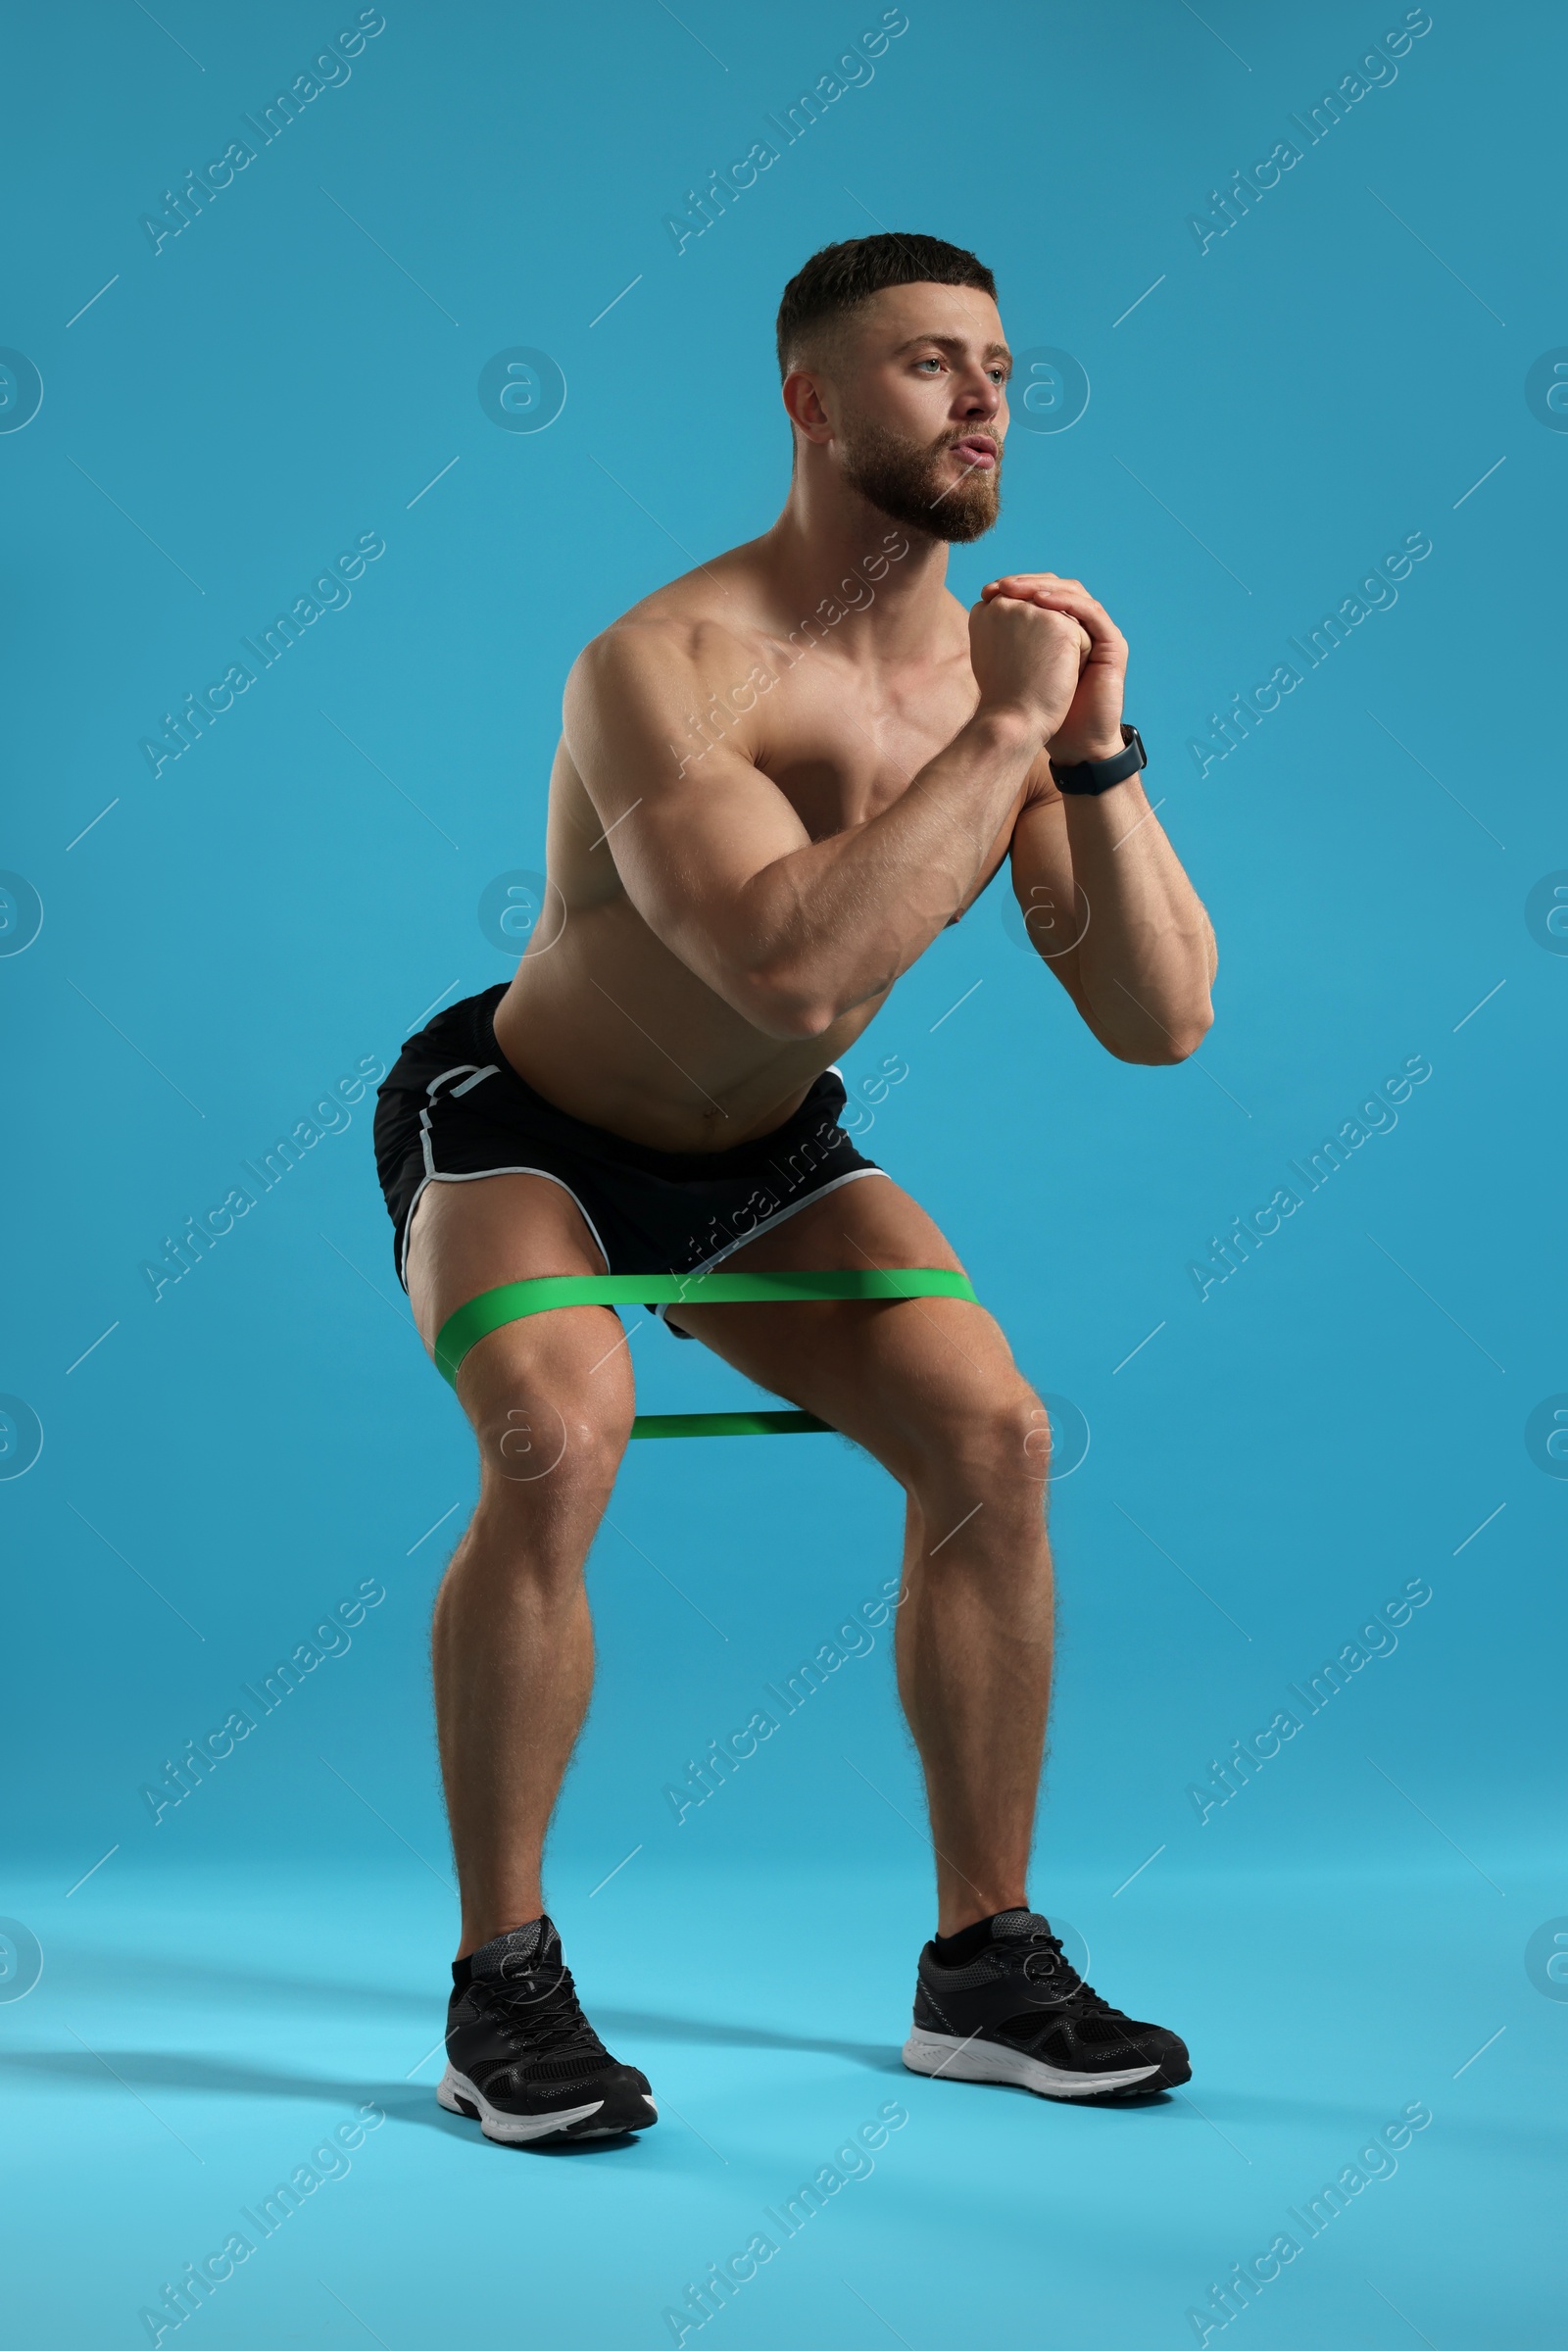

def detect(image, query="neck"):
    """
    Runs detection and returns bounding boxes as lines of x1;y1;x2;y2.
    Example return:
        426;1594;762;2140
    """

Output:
760;458;952;660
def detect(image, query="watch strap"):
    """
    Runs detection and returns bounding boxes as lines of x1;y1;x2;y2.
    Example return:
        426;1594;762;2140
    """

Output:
1050;723;1147;796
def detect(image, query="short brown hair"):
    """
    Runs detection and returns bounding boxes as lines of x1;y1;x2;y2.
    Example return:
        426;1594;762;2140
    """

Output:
775;233;997;377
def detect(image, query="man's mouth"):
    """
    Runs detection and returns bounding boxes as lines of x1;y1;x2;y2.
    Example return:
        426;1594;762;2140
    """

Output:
949;434;998;472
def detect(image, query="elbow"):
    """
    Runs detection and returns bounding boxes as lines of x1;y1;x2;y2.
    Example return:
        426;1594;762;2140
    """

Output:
1141;1035;1207;1067
728;933;871;1038
751;1003;838;1043
775;1003;840;1042
1108;1001;1214;1065
1152;1005;1215;1065
1177;998;1216;1060
734;972;839;1042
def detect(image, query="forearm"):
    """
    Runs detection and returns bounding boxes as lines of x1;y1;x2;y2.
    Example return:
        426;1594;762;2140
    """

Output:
735;707;1039;1033
965;568;1216;1055
1049;783;1215;1061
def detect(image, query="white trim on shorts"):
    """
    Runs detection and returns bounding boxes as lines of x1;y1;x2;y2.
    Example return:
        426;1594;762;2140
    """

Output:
398;1166;613;1293
398;1060;614;1291
397;1054;887;1303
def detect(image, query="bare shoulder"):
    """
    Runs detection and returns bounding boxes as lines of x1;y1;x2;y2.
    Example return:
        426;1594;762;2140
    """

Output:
565;547;776;729
571;610;758;693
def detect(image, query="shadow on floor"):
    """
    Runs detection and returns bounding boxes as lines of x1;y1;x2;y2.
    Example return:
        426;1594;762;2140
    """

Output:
0;2050;462;2135
13;2039;1523;2152
597;2008;905;2072
34;1946;431;2020
0;1994;907;2133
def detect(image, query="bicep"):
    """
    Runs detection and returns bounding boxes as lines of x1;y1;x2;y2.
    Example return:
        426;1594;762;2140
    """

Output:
562;628;813;998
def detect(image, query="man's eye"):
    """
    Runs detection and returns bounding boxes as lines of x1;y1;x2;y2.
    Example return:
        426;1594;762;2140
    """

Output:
915;357;943;372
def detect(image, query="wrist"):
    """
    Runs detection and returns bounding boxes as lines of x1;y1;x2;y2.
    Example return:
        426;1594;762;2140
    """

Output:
1050;722;1148;799
1049;730;1125;765
971;699;1052;756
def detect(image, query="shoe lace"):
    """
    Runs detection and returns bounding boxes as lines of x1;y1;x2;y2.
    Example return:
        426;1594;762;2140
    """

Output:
1004;1930;1115;2016
478;1960;608;2060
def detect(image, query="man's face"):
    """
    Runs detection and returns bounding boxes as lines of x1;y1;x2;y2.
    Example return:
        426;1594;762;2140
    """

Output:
819;282;1011;543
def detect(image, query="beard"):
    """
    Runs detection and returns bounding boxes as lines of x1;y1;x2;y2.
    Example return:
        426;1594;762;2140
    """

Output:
838;416;1002;544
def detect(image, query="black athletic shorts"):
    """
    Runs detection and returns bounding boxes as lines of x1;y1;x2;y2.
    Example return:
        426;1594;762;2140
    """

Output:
372;983;888;1338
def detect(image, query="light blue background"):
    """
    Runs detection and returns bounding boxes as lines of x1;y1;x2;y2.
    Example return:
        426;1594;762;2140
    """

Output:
2;2;1563;2344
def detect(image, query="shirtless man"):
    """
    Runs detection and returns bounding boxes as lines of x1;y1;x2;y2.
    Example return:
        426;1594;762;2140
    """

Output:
372;233;1215;2145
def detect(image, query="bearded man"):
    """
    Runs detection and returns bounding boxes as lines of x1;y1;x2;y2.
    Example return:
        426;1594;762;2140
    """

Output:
373;234;1215;2144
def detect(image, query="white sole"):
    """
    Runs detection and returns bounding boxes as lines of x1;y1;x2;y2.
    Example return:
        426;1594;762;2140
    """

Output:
903;2028;1160;2100
437;2062;656;2142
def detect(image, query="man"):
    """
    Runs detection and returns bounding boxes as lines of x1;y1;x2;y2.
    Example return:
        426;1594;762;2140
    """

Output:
373;234;1215;2145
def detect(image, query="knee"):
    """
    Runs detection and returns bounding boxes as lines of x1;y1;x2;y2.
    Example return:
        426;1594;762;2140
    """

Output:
913;1381;1051;1512
472;1382;632;1512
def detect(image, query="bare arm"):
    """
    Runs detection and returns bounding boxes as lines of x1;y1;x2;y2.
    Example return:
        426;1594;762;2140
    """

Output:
562;600;1088;1039
987;570;1215;1064
1008;778;1217;1062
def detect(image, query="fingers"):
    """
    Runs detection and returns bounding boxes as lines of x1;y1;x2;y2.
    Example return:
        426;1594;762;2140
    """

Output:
974;592;1091;653
983;571;1076;588
982;572;1119;631
983;572;1088;600
982;580;1114;658
978;583;1087;617
983;574;1102;623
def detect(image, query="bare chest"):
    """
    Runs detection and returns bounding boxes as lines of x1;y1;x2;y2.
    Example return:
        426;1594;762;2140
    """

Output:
736;641;980;841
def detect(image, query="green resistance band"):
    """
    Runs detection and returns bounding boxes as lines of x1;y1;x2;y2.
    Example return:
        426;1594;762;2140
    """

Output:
432;1267;978;1439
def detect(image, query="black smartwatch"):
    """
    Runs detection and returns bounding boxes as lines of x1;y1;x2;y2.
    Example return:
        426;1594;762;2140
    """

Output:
1050;723;1147;796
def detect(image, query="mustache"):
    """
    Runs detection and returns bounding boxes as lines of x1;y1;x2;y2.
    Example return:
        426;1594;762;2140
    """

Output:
935;429;1001;471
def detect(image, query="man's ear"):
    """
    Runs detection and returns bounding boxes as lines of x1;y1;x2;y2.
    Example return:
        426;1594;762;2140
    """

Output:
782;367;834;444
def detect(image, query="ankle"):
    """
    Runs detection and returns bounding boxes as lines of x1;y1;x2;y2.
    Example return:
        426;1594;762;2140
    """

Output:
935;1894;1027;1942
456;1907;544;1962
932;1906;1029;1965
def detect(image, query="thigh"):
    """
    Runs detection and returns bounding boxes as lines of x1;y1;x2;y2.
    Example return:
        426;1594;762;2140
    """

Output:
665;1175;1038;1484
405;1173;634;1460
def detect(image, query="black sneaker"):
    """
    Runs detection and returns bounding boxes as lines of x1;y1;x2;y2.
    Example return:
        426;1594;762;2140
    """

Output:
437;1916;658;2144
903;1910;1190;2103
